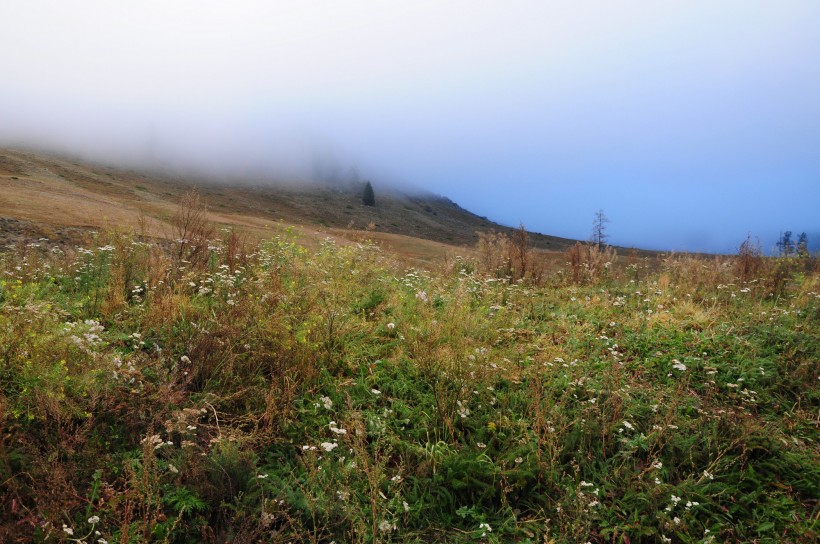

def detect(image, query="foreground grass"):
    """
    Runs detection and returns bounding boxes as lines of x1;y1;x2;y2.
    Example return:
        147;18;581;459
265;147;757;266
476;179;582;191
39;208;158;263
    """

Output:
0;231;817;543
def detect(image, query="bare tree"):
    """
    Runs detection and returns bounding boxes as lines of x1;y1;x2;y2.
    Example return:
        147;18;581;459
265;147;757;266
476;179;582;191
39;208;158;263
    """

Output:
591;209;610;249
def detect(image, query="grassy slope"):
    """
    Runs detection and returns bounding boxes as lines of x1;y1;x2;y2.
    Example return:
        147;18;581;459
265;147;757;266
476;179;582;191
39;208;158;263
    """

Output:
0;228;817;543
0;147;590;267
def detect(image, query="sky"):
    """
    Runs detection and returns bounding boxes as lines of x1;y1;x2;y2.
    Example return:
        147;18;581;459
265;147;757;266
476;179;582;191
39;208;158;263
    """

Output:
1;1;818;253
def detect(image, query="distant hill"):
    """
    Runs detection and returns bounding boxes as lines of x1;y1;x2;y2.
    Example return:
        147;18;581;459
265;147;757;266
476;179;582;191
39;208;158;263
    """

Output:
0;147;595;261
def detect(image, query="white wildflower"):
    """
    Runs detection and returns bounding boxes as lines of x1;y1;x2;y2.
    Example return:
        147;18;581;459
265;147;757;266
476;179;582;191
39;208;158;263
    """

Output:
670;494;681;505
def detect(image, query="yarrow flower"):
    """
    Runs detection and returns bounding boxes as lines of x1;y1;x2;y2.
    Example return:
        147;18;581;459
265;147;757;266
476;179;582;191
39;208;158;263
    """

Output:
329;421;347;434
672;359;687;371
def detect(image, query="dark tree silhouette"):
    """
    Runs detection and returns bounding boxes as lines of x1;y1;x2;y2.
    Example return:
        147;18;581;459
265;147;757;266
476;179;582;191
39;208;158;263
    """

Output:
796;232;809;257
362;181;375;206
591;209;610;249
777;231;794;256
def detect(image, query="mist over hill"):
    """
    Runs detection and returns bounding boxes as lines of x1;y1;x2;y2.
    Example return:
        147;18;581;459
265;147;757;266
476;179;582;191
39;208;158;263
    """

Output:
0;147;587;258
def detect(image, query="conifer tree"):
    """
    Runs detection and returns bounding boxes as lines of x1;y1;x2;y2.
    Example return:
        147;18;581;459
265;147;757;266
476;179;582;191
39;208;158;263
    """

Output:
796;232;809;257
362;181;375;206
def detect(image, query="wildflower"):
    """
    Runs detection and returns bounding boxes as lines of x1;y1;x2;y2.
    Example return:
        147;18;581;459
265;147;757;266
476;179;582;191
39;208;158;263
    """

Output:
622;421;634;431
320;442;337;452
63;524;74;535
98;539;109;544
88;515;100;524
477;442;486;448
672;359;687;371
257;473;269;479
378;520;395;532
479;522;492;535
371;388;381;396
320;396;333;410
167;464;179;474
386;322;395;330
329;421;347;434
670;494;681;505
515;456;523;464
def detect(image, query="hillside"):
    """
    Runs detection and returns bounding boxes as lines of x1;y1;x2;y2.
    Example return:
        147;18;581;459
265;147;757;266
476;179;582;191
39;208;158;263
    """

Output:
0;147;583;263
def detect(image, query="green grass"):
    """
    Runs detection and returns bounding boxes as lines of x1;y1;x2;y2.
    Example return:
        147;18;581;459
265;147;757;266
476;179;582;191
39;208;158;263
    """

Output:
0;232;817;543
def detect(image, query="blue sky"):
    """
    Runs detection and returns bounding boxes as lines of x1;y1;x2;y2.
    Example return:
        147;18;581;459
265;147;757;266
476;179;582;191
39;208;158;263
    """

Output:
1;1;818;253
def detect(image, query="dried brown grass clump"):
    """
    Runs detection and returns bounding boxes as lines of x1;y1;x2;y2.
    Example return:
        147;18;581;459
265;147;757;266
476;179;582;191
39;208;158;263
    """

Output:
564;242;616;284
171;189;215;271
476;225;543;283
735;235;764;283
661;253;734;292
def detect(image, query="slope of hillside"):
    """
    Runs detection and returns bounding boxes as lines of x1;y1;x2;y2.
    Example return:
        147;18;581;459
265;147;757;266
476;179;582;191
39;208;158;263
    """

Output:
0;147;580;262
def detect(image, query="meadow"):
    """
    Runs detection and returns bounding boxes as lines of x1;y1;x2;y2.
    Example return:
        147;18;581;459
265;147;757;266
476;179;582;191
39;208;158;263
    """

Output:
0;204;817;543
